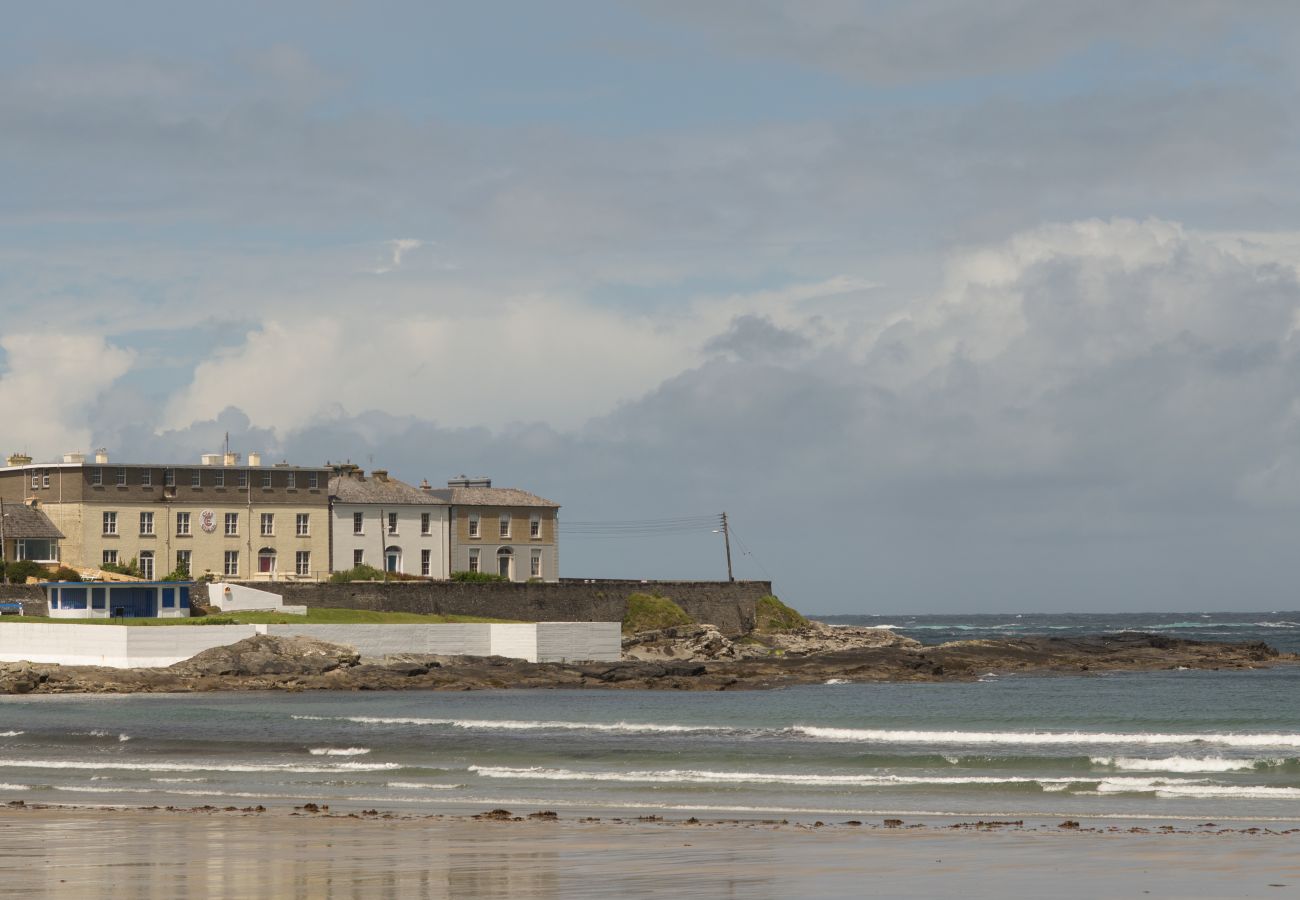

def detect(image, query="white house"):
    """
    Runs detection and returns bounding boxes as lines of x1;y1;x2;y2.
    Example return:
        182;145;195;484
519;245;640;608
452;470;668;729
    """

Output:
329;466;450;578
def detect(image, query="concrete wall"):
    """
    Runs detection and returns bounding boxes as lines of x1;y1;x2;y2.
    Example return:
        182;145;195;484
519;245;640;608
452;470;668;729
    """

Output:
0;623;260;667
193;579;770;635
210;582;284;611
0;620;621;667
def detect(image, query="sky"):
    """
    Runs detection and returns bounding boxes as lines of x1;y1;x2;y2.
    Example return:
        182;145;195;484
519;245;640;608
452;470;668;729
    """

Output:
5;2;1300;614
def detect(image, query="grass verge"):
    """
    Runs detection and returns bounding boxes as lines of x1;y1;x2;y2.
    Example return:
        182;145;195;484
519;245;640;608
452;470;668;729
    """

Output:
2;608;519;626
622;592;694;634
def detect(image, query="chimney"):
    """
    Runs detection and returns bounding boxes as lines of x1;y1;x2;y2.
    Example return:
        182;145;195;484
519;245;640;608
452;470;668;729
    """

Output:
419;479;432;491
6;453;32;467
448;475;491;488
94;449;109;464
372;469;388;483
63;451;86;464
247;451;262;467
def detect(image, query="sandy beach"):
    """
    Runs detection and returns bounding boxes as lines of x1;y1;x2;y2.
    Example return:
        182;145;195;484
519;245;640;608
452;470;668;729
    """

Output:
0;806;1296;899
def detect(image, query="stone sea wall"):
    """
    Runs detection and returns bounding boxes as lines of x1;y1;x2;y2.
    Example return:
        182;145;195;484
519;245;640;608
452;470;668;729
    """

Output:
194;579;771;635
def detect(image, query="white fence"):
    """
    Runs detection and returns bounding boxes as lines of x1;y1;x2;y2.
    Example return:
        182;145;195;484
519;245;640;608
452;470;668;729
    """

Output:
0;622;622;668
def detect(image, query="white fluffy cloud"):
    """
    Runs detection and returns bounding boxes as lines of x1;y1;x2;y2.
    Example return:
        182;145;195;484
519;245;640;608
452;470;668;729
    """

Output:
0;333;134;457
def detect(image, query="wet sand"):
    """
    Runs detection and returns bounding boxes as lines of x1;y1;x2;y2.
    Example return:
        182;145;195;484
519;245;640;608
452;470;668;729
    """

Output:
0;807;1297;898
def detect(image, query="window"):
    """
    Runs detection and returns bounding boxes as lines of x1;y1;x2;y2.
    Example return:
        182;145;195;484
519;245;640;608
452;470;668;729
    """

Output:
308;472;319;489
468;514;480;538
353;549;364;567
176;550;191;577
388;512;398;535
296;513;309;536
102;511;118;535
224;513;239;536
421;548;431;576
421;513;431;535
214;469;224;488
176;512;191;536
139;511;154;536
224;550;239;576
139;551;154;580
42;472;49;489
499;514;511;538
353;512;364;535
102;549;118;566
31;472;38;490
260;513;274;536
531;553;541;578
262;470;272;488
238;470;248;488
296;550;310;576
468;548;480;573
91;468;102;486
287;471;296;489
191;469;201;487
164;468;175;487
141;469;152;487
530;515;541;539
116;468;126;486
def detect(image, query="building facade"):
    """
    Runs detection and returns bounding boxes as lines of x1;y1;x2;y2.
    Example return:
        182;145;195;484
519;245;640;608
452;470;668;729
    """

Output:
328;466;451;578
431;477;560;582
0;452;331;582
0;499;63;564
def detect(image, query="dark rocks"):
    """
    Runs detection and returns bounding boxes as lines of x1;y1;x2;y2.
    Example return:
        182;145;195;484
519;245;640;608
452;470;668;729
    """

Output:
170;635;360;677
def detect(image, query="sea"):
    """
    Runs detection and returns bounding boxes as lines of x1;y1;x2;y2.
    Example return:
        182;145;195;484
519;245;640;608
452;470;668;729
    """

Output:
1;611;1299;826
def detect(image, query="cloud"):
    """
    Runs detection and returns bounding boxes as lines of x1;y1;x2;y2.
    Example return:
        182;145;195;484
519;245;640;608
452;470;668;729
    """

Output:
0;333;134;457
645;1;1294;84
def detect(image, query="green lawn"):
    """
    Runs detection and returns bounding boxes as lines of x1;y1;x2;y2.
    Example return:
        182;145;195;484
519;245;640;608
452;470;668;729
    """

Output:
4;608;519;626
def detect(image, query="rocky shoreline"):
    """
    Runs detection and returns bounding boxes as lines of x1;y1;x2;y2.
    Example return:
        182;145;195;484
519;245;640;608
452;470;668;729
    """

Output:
0;626;1291;694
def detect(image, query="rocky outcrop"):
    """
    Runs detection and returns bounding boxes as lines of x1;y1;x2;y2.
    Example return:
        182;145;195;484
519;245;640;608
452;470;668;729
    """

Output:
169;635;360;677
622;625;747;661
0;631;1289;694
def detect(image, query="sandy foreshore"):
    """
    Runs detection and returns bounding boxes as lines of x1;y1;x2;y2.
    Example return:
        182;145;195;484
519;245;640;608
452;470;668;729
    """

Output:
0;804;1296;898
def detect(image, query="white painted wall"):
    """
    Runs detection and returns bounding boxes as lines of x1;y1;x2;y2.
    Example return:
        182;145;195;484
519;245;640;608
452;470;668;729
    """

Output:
209;582;285;611
0;621;622;668
331;503;449;577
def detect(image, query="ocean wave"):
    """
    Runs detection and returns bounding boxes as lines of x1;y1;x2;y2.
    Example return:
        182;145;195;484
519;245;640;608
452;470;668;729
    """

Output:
0;758;401;774
0;731;23;738
292;714;720;734
0;784;29;791
792;727;1300;748
386;782;457;790
308;747;371;757
1092;756;1291;773
467;765;1090;788
1093;778;1300;799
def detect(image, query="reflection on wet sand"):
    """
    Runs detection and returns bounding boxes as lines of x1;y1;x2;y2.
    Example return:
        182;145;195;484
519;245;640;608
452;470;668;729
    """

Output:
1;810;1298;899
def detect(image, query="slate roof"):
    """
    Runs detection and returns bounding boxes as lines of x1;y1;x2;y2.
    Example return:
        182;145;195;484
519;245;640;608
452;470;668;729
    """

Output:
0;504;64;539
329;474;449;505
428;487;559;508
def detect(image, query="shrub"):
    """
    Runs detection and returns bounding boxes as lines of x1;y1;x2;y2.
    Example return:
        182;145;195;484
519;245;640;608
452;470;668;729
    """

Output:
50;567;83;582
101;560;142;578
160;568;191;582
329;564;388;584
450;570;508;583
622;592;693;634
753;595;809;634
5;560;48;584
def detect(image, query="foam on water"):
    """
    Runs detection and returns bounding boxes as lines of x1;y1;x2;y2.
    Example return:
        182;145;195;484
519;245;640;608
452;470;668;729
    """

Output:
293;714;721;734
308;747;370;757
793;727;1300;748
1093;756;1288;773
0;758;401;774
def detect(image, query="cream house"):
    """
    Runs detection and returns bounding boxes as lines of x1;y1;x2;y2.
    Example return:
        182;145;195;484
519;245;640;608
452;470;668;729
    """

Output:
430;476;560;582
328;466;450;577
0;451;331;582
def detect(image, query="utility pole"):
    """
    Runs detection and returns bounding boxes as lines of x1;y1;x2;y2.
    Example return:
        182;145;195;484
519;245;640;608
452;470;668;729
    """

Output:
720;511;734;583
